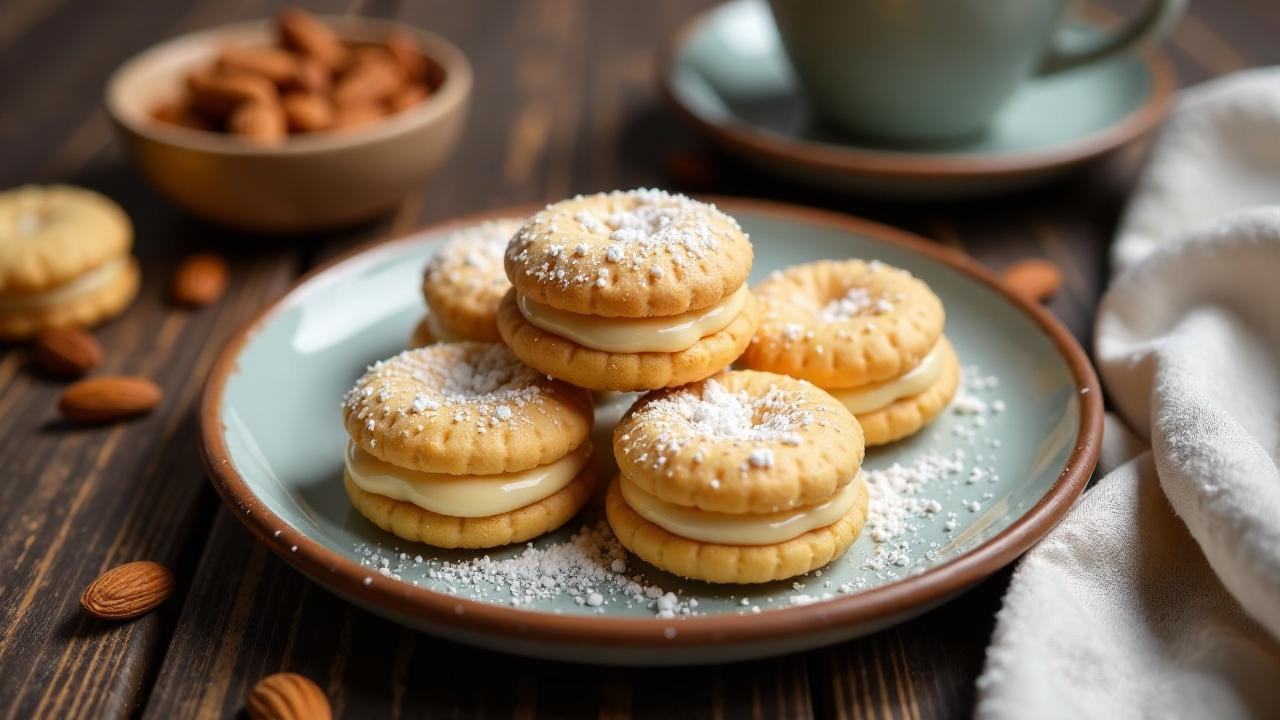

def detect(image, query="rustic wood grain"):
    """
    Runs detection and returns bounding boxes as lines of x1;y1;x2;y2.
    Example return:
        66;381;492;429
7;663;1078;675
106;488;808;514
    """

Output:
0;1;1274;718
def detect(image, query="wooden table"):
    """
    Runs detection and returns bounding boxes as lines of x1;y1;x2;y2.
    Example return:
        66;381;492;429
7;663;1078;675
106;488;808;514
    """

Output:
2;1;1276;717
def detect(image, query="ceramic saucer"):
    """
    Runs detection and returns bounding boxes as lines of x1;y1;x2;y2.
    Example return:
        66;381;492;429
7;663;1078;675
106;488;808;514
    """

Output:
660;0;1175;200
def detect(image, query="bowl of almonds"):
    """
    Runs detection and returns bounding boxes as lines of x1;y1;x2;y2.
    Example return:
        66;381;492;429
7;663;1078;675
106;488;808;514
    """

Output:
105;9;471;233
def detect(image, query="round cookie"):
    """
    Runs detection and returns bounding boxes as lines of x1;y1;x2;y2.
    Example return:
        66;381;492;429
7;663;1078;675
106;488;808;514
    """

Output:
606;475;868;584
613;369;863;514
742;259;944;388
856;336;961;445
341;342;593;475
421;218;524;343
344;461;597;549
497;287;759;392
504;189;753;317
0;185;133;293
0;257;140;339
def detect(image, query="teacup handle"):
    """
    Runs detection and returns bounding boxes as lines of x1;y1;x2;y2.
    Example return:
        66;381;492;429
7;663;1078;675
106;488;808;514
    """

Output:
1037;0;1185;75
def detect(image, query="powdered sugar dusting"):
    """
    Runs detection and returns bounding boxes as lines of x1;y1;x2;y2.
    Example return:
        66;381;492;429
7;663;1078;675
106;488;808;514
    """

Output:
506;189;743;290
343;344;547;436
423;219;523;293
819;287;894;322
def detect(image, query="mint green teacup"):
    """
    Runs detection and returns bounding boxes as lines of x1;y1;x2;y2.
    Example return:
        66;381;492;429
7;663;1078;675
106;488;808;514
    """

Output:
767;0;1184;143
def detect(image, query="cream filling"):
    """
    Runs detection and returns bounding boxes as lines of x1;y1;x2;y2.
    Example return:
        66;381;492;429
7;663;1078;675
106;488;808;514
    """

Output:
0;256;126;311
517;284;748;353
832;340;946;415
423;312;461;342
619;472;862;546
345;441;590;517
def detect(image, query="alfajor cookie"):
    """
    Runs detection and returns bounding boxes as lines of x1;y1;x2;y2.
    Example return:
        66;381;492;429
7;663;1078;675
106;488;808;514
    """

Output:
411;219;525;347
607;370;867;584
341;342;596;548
498;189;758;391
740;259;958;445
0;185;140;340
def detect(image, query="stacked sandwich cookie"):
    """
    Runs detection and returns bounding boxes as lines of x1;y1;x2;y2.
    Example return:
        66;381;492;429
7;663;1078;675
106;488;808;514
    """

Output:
410;218;524;347
341;342;596;548
741;259;958;445
607;370;868;583
497;189;758;391
0;185;140;340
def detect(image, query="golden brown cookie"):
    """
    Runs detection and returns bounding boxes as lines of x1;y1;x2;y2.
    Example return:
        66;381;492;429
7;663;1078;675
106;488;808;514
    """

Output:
606;475;868;584
742;259;944;388
504;189;753;317
344;462;596;549
0;185;139;339
497;287;759;392
341;342;593;475
420;218;523;343
613;369;863;514
854;337;960;445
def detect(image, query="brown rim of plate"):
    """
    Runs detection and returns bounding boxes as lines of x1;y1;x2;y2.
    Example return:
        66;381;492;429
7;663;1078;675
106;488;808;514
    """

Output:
657;5;1176;180
200;198;1103;650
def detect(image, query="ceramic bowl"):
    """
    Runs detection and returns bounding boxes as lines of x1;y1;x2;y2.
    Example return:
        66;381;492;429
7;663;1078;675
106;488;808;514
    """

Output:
105;16;471;233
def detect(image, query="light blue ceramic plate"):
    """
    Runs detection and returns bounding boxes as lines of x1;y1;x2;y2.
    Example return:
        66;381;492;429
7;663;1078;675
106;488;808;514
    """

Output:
661;0;1175;199
202;199;1102;665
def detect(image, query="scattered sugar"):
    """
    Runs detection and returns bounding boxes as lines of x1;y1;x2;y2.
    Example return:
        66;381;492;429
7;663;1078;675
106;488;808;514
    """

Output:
819;287;893;322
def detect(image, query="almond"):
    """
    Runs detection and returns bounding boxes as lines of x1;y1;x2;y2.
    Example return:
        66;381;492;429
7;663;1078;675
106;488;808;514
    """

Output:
331;101;385;131
247;673;332;720
218;46;302;85
171;252;230;307
282;92;334;132
386;83;428;114
278;8;348;69
386;30;427;82
81;561;174;620
229;100;287;146
333;56;404;106
31;327;103;378
288;56;331;94
59;376;163;423
187;69;278;118
1002;258;1064;302
151;100;215;131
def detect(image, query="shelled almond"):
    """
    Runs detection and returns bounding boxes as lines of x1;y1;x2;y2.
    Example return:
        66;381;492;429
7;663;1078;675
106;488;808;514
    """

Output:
171;252;231;306
151;7;439;145
1002;258;1063;302
59;376;163;423
247;673;332;720
31;328;103;378
81;561;174;620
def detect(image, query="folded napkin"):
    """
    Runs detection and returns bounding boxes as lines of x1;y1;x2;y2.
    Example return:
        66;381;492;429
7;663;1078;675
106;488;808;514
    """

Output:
976;68;1280;719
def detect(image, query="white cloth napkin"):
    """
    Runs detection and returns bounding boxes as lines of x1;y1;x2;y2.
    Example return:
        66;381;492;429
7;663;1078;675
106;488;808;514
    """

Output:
975;68;1280;719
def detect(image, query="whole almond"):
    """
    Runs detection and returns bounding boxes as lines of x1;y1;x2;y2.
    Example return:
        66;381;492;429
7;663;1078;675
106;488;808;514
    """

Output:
59;376;163;423
386;83;428;114
278;8;348;69
171;252;230;306
333;57;404;106
282;92;334;132
386;30;427;82
151;100;214;131
31;327;102;377
331;101;385;131
247;673;332;720
218;46;302;85
288;56;331;94
187;69;278;118
1002;258;1064;302
229;100;287;145
81;561;174;620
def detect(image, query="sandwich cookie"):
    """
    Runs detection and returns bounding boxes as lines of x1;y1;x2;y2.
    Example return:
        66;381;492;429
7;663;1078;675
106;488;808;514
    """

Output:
0;185;140;340
341;342;596;548
498;189;758;391
607;370;867;584
411;218;524;347
740;259;958;445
